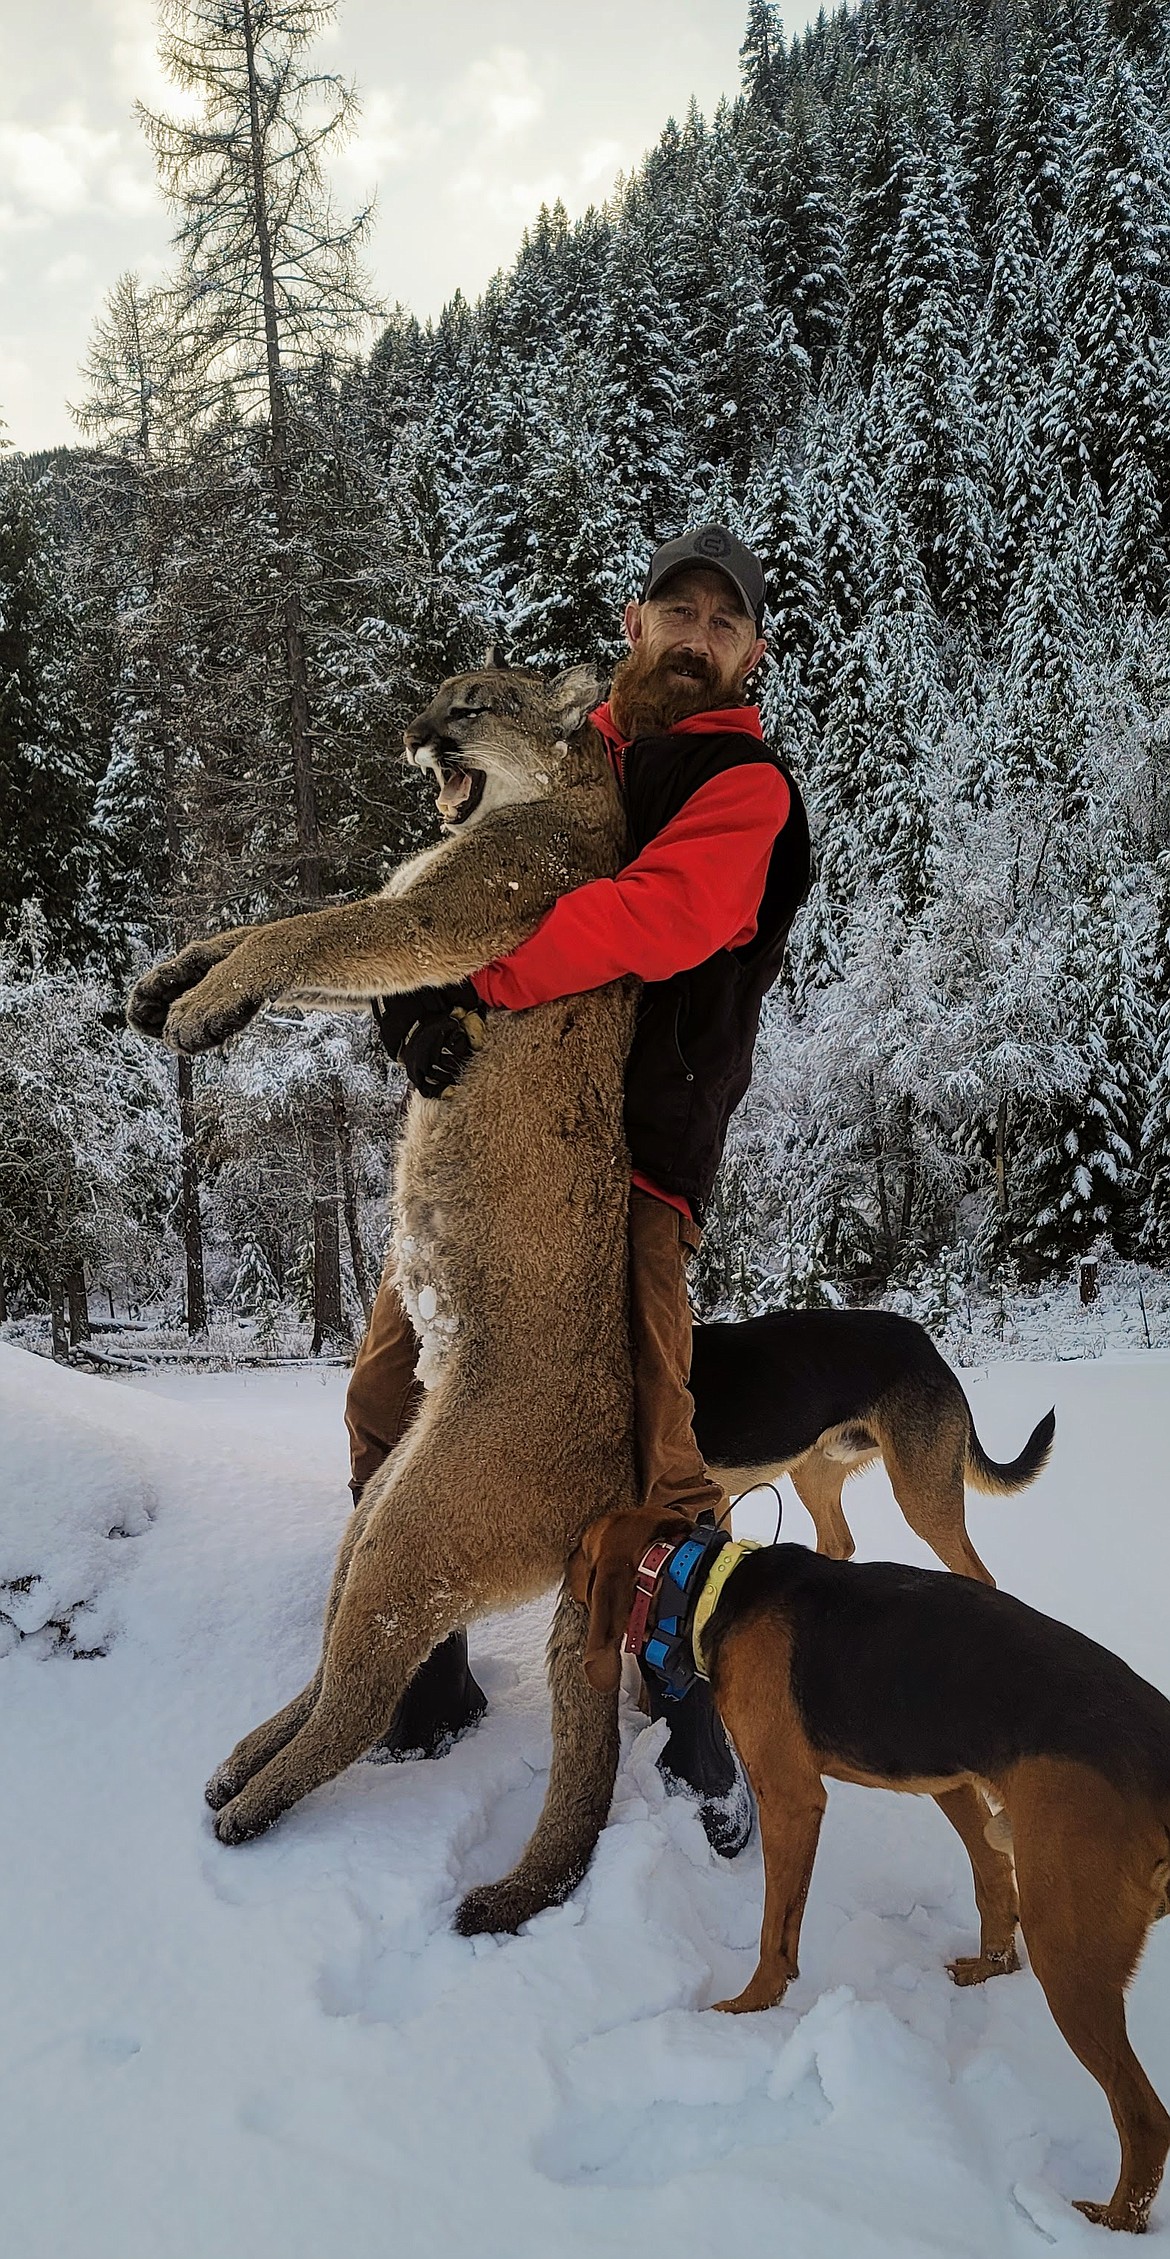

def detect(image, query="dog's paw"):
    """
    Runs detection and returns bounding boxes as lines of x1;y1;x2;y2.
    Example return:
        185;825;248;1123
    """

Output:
947;1942;1020;1987
1073;2195;1151;2234
711;1973;790;2014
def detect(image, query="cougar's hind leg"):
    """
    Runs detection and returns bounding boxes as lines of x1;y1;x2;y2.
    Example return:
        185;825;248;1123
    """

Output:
790;1449;856;1561
455;1580;620;1935
206;1490;379;1813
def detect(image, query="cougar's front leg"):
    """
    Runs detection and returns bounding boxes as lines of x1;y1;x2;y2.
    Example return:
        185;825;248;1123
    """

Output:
210;1501;477;1844
162;824;552;1054
205;1490;373;1810
126;925;257;1039
454;1581;620;1935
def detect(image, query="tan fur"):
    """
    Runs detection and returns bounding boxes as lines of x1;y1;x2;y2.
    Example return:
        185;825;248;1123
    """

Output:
127;665;641;1933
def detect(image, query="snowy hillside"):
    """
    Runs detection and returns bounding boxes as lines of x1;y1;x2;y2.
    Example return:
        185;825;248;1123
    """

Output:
2;1339;1169;2258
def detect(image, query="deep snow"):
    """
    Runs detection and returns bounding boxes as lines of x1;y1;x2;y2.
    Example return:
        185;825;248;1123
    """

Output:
2;1339;1169;2258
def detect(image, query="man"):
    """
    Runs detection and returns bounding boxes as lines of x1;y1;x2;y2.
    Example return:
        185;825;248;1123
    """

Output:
349;525;811;1853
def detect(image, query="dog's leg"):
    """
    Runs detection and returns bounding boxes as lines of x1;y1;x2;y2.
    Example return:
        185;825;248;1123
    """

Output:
881;1424;995;1585
934;1782;1021;1983
709;1625;826;2012
790;1451;856;1561
455;1581;620;1936
205;1492;375;1809
1009;1762;1170;2233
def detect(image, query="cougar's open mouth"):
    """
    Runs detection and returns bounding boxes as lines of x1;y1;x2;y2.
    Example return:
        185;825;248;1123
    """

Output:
435;756;486;827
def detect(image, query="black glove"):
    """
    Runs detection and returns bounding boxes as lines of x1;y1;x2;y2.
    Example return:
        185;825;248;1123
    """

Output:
380;980;487;1098
370;985;456;1057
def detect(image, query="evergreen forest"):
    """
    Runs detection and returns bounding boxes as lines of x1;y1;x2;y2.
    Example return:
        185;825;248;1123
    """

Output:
5;0;1170;1360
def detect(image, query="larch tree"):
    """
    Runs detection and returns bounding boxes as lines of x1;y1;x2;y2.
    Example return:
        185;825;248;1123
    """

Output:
138;0;380;1350
73;270;210;1333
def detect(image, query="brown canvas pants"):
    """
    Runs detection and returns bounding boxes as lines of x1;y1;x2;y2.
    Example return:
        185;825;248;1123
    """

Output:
345;1187;726;1523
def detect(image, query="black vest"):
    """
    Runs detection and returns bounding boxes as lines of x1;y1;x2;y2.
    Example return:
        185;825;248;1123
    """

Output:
620;730;811;1217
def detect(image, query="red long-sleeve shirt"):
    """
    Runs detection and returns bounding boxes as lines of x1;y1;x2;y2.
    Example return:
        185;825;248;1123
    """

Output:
470;703;791;1215
472;706;790;1008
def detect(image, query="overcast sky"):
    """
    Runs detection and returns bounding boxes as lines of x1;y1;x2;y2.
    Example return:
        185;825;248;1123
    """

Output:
0;0;816;456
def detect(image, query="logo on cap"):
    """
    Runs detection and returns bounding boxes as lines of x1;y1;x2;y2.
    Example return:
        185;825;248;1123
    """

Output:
694;529;731;559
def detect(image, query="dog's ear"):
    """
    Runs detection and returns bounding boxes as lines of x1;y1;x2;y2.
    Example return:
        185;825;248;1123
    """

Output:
549;665;602;738
582;1544;634;1693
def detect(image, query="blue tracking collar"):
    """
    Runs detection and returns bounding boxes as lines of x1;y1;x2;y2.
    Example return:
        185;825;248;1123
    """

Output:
639;1527;731;1701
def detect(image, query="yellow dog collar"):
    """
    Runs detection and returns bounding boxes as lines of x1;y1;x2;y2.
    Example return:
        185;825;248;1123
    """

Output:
691;1539;760;1678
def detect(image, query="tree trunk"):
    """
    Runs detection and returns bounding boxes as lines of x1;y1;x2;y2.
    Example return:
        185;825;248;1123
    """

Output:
178;1053;208;1335
66;1263;90;1344
309;1109;347;1354
331;1078;373;1325
241;0;339;1341
0;1263;7;1325
994;1093;1009;1217
241;0;322;907
898;1095;915;1249
871;1080;893;1271
49;1280;69;1362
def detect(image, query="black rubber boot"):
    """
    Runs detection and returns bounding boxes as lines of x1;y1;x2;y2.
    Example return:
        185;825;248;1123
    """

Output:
367;1630;487;1762
646;1671;754;1857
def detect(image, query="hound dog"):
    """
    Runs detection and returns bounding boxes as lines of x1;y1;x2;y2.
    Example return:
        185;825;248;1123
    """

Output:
690;1308;1055;1585
569;1507;1170;2234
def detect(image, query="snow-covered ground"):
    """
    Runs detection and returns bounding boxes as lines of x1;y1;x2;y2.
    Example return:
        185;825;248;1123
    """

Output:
2;1339;1169;2258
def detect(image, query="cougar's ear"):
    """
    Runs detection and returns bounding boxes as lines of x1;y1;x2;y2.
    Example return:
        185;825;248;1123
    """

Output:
550;664;602;737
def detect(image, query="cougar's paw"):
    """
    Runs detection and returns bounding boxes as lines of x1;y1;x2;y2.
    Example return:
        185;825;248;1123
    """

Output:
126;941;229;1038
164;962;264;1054
947;1942;1020;1987
204;1763;239;1812
454;1866;580;1937
212;1791;279;1846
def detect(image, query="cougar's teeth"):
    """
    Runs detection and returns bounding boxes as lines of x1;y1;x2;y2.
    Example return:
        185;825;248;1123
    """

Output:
437;765;475;817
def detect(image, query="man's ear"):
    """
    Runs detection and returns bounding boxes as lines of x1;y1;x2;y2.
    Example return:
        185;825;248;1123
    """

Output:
550;665;602;737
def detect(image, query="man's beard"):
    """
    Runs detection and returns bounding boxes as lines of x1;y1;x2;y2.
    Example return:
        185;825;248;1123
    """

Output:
608;643;748;741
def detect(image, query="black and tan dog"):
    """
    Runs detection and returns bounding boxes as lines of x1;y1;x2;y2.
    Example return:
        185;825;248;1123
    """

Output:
690;1309;1055;1584
570;1508;1170;2234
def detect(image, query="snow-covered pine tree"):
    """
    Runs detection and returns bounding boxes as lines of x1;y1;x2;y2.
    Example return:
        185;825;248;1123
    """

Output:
1013;856;1148;1271
1044;47;1170;561
841;78;919;381
0;471;96;964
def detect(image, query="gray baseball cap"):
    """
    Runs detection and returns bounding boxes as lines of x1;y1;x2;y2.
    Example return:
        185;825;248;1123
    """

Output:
641;524;767;629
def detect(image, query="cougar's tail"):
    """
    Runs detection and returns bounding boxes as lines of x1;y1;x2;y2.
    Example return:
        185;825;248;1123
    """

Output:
453;1579;619;1937
965;1405;1056;1495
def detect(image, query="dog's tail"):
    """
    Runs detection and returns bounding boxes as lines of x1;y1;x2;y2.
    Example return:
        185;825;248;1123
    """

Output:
965;1406;1056;1495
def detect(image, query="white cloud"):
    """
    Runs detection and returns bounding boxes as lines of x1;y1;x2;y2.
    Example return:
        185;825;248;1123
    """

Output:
331;85;440;184
45;252;94;288
450;48;544;141
0;116;155;227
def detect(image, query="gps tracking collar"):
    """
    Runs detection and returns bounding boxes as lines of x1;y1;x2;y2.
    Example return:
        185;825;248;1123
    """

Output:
623;1511;761;1700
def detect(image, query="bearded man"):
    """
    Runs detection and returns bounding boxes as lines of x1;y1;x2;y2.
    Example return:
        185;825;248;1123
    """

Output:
348;524;811;1854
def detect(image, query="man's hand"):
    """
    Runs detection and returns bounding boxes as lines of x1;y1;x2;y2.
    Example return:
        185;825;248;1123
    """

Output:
394;980;488;1098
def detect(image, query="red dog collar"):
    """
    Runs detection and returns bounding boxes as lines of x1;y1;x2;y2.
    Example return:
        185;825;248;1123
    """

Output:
623;1541;677;1661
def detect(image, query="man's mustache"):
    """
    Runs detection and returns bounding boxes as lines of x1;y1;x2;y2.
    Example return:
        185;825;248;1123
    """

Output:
647;650;718;685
